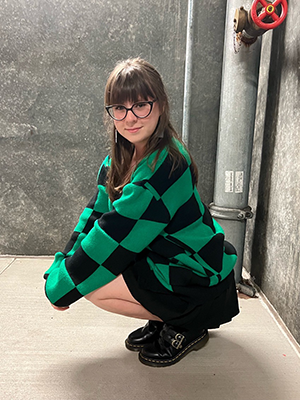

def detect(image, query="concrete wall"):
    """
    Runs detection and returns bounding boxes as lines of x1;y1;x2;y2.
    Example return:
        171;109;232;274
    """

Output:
244;1;300;344
0;0;226;255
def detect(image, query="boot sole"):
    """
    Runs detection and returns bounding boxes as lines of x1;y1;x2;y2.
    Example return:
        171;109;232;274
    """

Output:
125;339;144;352
138;330;209;367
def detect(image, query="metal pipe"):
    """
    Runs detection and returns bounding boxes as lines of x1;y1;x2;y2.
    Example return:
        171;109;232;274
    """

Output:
210;0;262;290
182;0;194;146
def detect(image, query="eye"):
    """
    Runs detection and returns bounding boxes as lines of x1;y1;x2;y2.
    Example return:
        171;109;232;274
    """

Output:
113;105;125;111
134;102;148;109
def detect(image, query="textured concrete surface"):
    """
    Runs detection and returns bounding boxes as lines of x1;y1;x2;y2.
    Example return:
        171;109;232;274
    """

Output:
244;2;300;344
0;0;187;255
1;257;300;400
186;1;227;202
0;0;227;255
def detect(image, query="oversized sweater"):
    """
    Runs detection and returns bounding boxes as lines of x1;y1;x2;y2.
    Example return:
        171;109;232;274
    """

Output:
44;140;237;307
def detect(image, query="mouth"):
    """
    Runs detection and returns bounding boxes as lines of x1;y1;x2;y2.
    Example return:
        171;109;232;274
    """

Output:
126;127;142;133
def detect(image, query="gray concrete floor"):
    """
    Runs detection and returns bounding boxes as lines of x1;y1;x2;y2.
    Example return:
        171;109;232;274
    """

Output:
1;257;300;400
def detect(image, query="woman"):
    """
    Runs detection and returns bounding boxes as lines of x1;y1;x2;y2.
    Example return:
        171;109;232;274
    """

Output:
44;58;239;367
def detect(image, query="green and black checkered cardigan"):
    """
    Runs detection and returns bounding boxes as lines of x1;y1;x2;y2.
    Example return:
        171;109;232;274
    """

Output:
44;139;237;307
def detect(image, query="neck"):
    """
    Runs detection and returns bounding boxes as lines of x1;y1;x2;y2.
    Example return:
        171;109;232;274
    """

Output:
133;145;145;163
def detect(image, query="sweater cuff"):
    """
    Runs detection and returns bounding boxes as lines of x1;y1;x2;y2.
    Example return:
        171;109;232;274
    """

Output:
43;251;66;280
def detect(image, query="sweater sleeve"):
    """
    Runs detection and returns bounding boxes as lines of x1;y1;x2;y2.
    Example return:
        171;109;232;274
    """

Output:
44;154;194;307
43;156;110;280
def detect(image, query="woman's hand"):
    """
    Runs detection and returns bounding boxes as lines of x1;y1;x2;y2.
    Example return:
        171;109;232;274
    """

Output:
50;304;70;311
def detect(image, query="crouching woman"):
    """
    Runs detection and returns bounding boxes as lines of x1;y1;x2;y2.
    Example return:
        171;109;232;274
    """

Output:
44;58;239;367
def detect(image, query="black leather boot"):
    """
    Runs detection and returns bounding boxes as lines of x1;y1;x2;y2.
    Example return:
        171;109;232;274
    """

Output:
138;324;209;367
125;321;164;352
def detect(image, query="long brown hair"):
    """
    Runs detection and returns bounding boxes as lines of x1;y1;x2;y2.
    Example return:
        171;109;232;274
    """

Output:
104;58;198;201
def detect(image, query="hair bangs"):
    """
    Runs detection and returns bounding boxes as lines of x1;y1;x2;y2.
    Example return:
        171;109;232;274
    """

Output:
108;68;156;105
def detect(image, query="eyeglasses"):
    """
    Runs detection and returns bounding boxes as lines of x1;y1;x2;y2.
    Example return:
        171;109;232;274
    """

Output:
105;100;156;121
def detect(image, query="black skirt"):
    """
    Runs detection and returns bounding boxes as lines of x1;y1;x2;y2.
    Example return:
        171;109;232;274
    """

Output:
123;257;239;332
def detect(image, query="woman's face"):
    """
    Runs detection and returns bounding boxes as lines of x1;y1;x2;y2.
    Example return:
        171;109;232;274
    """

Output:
113;98;161;153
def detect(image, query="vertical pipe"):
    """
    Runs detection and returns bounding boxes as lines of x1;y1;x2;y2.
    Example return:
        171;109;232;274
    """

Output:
182;0;194;146
211;0;261;286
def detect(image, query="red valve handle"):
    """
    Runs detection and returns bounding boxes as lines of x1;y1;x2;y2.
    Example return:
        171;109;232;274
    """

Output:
251;0;288;30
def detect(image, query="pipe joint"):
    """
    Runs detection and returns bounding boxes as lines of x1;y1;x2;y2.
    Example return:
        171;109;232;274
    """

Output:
234;6;267;38
209;203;253;222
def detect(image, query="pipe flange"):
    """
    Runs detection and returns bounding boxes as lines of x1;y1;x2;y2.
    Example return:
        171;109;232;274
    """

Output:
209;203;253;222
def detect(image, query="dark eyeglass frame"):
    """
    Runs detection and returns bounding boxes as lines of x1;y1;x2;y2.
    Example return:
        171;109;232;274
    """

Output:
105;100;157;121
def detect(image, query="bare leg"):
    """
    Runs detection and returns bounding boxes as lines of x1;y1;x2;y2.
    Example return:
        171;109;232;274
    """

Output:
85;275;162;321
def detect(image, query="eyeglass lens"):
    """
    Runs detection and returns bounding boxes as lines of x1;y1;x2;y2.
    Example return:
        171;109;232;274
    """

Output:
109;102;152;120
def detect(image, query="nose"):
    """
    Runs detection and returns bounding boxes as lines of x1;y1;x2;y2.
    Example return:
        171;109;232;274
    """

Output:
124;109;138;122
